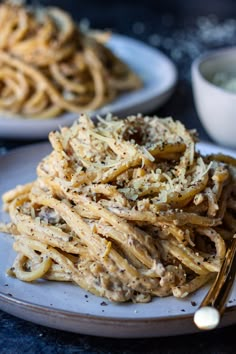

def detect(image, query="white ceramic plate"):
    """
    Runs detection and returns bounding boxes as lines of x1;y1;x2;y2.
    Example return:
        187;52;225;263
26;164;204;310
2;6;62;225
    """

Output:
0;34;177;139
1;141;236;338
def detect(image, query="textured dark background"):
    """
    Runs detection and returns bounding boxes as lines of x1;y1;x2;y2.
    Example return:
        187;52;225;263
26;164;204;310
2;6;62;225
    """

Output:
1;0;236;352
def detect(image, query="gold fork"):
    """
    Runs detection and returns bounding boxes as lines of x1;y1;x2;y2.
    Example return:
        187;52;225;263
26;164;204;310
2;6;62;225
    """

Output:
194;235;236;330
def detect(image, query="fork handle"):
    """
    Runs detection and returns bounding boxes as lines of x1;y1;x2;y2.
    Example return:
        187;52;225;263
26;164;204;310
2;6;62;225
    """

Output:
194;236;236;330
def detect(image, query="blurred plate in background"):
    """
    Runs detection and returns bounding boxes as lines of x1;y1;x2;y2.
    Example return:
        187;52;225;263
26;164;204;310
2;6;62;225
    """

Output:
0;34;177;139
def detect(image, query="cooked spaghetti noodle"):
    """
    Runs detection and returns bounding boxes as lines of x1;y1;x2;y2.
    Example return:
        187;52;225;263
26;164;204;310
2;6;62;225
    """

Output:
1;114;236;302
0;2;141;119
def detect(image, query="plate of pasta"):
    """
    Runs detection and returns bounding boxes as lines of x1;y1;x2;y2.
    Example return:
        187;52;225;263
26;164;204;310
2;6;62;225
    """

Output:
1;114;236;338
0;2;177;139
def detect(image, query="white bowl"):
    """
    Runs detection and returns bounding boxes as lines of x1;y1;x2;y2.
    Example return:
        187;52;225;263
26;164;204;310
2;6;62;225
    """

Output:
192;47;236;149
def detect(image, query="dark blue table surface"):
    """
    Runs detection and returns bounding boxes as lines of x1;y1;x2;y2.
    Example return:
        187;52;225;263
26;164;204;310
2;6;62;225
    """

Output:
1;1;236;352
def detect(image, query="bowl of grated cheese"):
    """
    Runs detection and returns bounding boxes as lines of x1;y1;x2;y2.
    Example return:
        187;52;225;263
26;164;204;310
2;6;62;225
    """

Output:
192;47;236;149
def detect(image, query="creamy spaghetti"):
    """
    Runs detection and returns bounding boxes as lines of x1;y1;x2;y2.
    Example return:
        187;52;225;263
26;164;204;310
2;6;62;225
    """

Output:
1;114;236;303
0;2;141;119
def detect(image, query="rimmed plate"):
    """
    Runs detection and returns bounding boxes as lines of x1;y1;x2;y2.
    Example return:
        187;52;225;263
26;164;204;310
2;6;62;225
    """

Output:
0;34;177;139
1;141;236;338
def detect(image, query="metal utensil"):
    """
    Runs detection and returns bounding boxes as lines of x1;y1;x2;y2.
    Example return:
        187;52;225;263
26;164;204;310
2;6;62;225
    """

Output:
194;235;236;330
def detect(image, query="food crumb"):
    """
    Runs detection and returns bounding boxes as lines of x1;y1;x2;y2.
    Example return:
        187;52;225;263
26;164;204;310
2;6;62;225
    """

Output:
132;22;145;35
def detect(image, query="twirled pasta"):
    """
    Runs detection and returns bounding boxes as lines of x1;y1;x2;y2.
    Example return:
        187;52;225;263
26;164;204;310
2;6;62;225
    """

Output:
0;2;141;119
1;114;236;302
